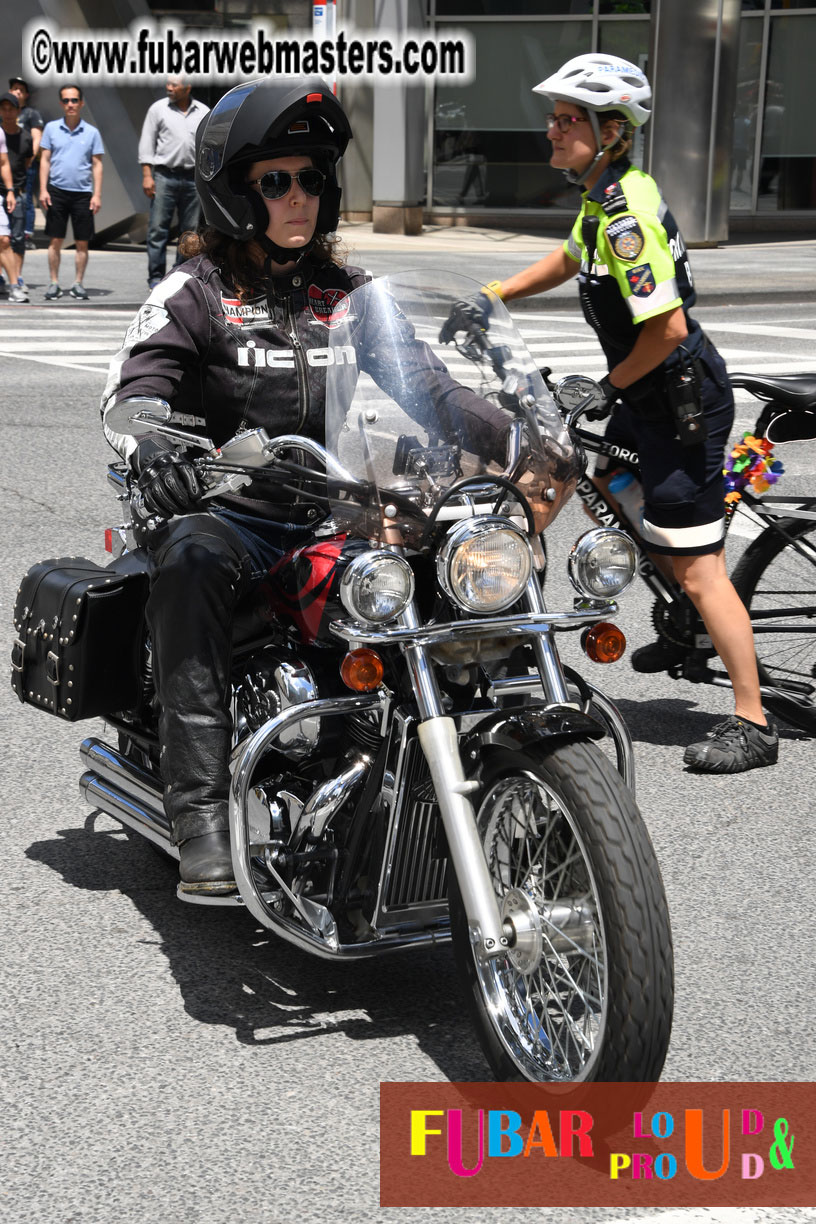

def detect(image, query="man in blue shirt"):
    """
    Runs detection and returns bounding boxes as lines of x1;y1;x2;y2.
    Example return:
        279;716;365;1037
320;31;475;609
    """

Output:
39;84;104;300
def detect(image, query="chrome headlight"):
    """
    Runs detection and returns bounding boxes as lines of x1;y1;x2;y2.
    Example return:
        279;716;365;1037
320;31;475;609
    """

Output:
568;528;638;599
437;517;532;614
340;550;415;624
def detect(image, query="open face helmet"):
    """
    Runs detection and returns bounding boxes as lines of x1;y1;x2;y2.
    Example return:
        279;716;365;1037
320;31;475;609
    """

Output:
534;54;651;126
533;54;651;183
195;78;352;246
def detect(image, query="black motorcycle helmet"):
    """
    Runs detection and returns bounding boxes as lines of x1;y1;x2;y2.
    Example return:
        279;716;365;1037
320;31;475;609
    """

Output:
195;78;352;261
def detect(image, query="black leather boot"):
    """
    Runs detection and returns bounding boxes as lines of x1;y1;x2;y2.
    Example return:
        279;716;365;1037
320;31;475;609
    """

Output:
178;831;236;895
146;516;252;883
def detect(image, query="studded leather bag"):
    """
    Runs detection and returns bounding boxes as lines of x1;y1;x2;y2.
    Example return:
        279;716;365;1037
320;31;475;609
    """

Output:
10;558;149;721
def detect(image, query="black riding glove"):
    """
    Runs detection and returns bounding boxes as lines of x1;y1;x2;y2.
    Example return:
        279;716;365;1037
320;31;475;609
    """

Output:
438;282;502;345
585;375;620;422
135;446;205;518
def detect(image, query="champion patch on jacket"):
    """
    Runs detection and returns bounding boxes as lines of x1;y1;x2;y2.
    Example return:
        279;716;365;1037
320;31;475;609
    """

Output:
221;294;270;326
626;263;656;297
308;285;350;328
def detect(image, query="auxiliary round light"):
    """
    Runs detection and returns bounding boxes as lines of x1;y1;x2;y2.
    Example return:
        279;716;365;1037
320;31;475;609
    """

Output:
340;649;385;692
339;550;414;624
437;517;532;614
582;623;627;664
568;528;638;600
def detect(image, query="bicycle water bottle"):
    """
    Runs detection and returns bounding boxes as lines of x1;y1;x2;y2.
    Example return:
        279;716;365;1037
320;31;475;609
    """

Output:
608;470;644;529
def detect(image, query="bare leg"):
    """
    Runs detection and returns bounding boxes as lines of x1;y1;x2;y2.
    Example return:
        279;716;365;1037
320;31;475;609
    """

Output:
671;549;766;725
0;237;16;284
74;240;89;284
47;237;63;283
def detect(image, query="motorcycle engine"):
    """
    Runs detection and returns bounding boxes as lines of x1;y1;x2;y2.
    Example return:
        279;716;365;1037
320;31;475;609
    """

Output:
233;646;320;760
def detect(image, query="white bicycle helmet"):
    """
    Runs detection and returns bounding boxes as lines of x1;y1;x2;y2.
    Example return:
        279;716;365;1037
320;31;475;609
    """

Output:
534;54;651;184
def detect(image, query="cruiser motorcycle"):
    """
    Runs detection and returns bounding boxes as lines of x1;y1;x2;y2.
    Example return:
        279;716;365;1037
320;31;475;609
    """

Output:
12;272;673;1082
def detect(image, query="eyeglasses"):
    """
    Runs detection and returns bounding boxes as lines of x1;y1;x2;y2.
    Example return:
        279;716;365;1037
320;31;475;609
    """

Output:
247;169;326;200
61;97;81;106
545;113;587;134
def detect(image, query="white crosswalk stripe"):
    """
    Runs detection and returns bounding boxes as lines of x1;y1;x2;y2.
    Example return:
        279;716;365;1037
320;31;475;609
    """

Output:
1;304;814;389
0;306;132;374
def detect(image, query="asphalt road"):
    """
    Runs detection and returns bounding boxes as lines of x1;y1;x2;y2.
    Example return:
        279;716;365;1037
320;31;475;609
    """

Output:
1;247;814;1224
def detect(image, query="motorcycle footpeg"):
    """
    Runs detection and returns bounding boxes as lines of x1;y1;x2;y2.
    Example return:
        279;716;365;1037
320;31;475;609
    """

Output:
176;885;244;907
176;883;286;908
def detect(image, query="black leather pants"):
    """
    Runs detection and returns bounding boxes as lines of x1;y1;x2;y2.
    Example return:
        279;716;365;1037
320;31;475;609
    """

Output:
146;514;255;845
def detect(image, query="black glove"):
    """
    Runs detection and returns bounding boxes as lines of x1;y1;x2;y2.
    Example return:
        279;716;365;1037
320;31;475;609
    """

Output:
136;447;204;518
585;375;620;422
439;282;502;345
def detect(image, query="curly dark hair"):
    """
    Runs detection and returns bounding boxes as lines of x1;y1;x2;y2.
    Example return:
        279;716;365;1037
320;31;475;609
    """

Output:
177;227;346;300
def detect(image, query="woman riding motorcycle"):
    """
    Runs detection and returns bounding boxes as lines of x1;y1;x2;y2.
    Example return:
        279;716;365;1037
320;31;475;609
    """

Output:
101;79;510;895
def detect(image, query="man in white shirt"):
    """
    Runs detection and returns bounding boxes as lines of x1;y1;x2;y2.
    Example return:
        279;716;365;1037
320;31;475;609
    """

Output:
138;76;209;289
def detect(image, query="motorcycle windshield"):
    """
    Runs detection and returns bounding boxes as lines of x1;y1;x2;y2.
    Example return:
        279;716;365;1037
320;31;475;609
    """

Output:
324;271;580;545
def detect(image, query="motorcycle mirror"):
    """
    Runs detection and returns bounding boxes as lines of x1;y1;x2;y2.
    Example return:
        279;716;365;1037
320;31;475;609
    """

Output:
553;375;605;420
105;397;215;450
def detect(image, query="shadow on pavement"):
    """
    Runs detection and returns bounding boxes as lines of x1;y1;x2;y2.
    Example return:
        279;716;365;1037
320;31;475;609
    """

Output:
608;695;809;747
26;813;489;1081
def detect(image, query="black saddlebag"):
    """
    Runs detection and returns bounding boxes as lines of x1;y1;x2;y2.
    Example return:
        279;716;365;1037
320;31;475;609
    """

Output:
10;557;149;721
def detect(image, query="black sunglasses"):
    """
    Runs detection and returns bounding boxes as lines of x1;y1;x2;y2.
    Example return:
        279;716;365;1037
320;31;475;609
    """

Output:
247;168;326;200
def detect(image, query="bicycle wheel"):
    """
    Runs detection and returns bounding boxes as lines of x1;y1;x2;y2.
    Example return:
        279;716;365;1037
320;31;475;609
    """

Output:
731;516;816;733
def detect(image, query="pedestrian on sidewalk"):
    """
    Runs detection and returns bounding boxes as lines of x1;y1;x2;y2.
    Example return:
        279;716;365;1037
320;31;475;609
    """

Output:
0;125;19;294
479;53;777;775
0;91;33;302
138;76;209;289
39;84;104;301
8;77;44;250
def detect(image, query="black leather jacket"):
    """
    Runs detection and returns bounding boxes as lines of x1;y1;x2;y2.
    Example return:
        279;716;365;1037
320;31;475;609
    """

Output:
102;253;510;519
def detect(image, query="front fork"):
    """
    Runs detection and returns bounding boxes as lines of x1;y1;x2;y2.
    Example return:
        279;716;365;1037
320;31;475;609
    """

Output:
400;575;570;962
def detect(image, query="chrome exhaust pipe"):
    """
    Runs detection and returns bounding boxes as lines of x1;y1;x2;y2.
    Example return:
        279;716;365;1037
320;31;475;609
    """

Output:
79;737;177;859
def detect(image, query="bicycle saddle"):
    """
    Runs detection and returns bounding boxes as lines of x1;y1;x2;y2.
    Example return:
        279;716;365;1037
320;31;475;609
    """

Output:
729;371;816;410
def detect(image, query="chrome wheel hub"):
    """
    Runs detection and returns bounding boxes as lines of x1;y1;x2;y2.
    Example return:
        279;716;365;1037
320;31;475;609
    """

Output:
502;888;543;975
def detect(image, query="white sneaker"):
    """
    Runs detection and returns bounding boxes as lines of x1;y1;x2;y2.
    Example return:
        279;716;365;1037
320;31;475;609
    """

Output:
9;284;29;303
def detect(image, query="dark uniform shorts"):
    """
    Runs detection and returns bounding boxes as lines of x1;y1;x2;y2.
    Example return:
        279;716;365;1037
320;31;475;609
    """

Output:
44;185;95;242
602;344;734;557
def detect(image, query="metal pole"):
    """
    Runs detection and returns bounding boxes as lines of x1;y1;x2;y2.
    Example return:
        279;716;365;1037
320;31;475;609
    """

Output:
648;0;740;245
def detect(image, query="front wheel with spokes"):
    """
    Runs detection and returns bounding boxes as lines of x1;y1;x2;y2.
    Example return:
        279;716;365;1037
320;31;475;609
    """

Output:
449;740;674;1082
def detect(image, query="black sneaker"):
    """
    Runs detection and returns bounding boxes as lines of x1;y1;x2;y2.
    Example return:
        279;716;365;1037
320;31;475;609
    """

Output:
683;716;779;774
631;637;687;674
68;282;89;300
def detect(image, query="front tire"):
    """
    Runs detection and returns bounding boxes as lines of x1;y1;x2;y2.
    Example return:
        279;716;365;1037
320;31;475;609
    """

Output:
449;740;673;1082
731;517;816;733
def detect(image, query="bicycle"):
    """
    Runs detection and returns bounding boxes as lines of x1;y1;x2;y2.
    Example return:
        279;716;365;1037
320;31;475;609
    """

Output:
545;368;816;735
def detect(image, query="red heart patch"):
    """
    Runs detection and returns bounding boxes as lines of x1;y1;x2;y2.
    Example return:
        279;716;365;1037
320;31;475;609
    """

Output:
308;284;350;329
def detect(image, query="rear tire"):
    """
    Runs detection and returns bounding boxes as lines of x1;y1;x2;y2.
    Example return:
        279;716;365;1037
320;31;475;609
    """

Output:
731;517;816;733
449;739;673;1082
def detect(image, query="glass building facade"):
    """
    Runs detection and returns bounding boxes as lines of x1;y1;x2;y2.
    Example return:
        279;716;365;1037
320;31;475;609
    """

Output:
428;0;816;221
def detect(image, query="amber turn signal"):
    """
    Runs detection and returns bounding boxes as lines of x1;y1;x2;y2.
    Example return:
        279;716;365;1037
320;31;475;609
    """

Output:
340;648;384;692
581;622;626;664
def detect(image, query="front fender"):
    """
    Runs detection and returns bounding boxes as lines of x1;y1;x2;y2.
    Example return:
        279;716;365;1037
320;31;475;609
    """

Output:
459;705;605;757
